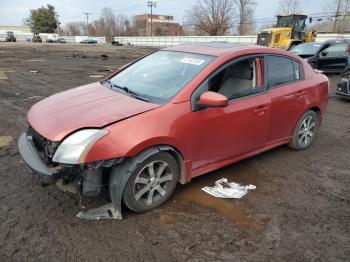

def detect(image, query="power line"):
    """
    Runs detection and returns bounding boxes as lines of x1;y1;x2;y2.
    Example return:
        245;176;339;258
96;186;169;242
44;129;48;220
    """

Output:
147;1;157;36
83;12;92;26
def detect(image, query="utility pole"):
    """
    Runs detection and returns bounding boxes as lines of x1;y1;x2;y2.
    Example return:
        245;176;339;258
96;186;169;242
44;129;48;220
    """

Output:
333;0;341;33
147;1;156;36
83;12;92;26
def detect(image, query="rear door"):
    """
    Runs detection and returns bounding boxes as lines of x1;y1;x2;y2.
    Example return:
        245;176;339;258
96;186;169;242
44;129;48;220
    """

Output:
318;42;348;72
265;55;307;143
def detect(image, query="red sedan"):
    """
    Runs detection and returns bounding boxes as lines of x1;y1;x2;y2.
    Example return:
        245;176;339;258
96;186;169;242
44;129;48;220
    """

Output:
19;43;329;217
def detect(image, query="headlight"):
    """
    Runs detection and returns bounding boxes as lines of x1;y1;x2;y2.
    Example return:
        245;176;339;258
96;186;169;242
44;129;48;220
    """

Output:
53;129;108;164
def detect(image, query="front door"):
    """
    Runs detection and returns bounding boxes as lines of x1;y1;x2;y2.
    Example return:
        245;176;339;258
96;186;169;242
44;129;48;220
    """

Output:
185;56;271;173
318;42;348;72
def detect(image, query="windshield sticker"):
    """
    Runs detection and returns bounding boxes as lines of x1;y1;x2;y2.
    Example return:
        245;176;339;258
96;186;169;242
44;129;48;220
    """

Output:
180;57;205;66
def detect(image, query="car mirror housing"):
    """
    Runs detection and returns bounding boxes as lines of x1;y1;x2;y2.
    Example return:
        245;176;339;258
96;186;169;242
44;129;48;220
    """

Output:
198;91;228;109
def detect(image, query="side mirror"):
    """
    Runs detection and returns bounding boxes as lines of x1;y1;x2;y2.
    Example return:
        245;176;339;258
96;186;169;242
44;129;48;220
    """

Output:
198;91;228;109
321;51;328;56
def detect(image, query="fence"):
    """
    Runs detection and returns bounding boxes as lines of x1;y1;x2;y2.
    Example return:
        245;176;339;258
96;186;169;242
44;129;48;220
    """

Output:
1;32;350;46
0;33;106;44
112;36;257;47
112;33;350;47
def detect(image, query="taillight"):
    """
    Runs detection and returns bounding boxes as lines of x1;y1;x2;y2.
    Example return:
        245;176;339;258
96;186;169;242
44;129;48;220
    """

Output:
347;44;350;54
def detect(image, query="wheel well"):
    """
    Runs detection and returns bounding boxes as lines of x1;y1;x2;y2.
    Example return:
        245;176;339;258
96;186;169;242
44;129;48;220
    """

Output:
124;145;187;185
309;106;321;118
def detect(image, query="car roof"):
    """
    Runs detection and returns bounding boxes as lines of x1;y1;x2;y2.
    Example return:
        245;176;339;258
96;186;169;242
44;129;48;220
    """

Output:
164;42;271;57
324;38;350;44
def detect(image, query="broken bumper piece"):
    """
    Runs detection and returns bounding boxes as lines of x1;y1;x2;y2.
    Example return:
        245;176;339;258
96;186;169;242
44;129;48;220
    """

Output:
76;203;122;220
18;132;58;184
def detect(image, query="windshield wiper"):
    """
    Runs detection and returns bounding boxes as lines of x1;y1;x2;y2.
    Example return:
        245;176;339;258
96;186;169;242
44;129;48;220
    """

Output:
101;80;149;102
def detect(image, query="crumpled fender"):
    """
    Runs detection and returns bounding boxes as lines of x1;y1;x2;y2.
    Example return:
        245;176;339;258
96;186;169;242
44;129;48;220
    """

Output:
109;146;182;219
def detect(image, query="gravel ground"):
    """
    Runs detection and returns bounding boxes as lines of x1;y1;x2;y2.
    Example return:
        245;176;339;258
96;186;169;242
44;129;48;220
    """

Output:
0;43;349;262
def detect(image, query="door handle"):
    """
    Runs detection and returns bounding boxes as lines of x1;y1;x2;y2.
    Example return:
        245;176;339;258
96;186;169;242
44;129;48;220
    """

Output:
254;106;269;113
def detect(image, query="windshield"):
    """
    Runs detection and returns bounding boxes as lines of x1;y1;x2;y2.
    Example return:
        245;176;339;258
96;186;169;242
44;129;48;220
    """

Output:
291;43;322;54
277;16;294;27
108;51;214;103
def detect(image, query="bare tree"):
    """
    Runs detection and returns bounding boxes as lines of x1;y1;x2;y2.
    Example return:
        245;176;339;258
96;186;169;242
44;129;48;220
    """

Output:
277;0;301;15
185;0;236;36
63;21;85;35
236;0;257;35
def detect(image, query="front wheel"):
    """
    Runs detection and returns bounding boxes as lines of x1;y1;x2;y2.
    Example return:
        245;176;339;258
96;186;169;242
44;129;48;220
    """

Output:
289;110;318;150
121;152;179;213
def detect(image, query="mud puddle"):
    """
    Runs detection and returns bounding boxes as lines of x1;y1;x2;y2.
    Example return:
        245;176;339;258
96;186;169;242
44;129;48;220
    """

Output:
174;165;262;229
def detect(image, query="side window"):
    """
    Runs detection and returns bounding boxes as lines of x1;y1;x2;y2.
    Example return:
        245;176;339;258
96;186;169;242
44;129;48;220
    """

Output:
266;56;301;88
207;57;263;100
321;43;347;56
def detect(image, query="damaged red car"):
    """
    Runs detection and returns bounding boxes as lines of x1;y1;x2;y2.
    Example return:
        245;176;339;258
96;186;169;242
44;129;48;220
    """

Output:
19;43;329;219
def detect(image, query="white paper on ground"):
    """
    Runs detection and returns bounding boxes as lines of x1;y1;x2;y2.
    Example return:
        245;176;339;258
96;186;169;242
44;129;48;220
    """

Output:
201;178;256;199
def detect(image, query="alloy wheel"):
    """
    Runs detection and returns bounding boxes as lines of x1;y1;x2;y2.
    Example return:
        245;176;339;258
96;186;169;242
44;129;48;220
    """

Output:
133;160;174;206
298;116;316;146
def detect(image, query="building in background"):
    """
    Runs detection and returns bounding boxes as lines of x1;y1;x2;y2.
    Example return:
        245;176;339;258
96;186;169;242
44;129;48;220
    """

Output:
0;25;31;35
133;14;183;36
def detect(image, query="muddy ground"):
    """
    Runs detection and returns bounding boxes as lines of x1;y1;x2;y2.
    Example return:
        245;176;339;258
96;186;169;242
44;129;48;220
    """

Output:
0;43;349;262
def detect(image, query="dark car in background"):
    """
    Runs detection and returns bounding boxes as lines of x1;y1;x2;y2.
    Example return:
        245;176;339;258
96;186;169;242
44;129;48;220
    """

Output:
291;39;350;73
80;39;98;44
57;37;67;44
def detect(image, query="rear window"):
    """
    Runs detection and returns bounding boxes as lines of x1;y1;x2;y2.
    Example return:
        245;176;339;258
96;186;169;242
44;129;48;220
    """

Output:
266;56;302;88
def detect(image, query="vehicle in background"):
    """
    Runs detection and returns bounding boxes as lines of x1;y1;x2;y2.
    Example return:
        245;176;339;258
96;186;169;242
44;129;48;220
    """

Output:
18;43;329;218
5;31;16;42
0;37;6;42
336;66;350;99
80;39;97;44
56;37;67;44
46;37;67;44
32;34;42;43
291;39;350;73
111;40;123;46
257;14;316;50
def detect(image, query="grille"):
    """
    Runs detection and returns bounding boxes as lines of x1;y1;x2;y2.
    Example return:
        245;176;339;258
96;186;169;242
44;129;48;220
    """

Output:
257;32;271;47
28;126;58;165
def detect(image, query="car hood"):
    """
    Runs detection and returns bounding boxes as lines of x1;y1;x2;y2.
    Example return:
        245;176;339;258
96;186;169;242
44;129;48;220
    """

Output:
28;82;161;141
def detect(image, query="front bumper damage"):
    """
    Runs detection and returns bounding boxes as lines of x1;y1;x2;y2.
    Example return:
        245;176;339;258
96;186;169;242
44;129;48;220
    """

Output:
18;131;123;220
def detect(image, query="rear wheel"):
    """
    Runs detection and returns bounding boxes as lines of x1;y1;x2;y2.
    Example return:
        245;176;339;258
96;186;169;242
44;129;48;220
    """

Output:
122;152;179;213
289;110;318;150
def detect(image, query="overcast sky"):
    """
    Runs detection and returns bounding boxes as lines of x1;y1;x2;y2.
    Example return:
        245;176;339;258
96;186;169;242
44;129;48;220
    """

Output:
0;0;330;28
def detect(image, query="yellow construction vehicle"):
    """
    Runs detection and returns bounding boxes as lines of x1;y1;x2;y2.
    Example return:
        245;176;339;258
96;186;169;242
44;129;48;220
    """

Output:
257;14;317;50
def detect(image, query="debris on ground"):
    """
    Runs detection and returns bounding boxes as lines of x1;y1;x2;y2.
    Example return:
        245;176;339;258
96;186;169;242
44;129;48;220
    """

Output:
0;68;15;80
30;70;39;74
72;53;88;59
89;75;105;78
0;136;14;148
76;203;122;220
202;178;256;198
101;54;108;60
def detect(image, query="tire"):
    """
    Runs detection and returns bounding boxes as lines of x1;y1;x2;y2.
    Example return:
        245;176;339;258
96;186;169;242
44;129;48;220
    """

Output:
121;151;179;213
289;110;318;150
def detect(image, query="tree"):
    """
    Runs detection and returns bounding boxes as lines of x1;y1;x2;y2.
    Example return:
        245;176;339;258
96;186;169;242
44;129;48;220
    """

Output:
64;22;85;36
185;0;236;36
236;0;257;35
277;0;301;15
25;5;58;33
